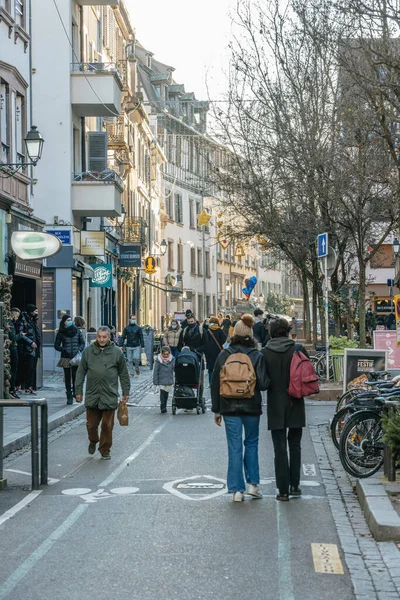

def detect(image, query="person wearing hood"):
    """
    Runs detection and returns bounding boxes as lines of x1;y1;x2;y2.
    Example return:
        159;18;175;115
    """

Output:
262;318;309;501
153;346;175;413
211;314;269;502
17;304;41;395
180;309;194;331
203;316;226;385
162;319;181;357
75;326;130;459
54;315;86;404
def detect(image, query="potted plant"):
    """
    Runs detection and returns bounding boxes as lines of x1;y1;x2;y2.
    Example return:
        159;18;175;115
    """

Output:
329;336;358;382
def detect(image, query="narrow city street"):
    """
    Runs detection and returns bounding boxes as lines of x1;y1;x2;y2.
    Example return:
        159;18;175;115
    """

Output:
1;387;398;600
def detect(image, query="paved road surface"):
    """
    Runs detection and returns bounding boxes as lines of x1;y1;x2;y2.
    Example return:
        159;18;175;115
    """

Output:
0;393;383;599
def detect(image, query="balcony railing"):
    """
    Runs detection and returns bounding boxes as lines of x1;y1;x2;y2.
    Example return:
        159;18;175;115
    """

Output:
71;62;123;86
121;218;147;247
73;169;124;190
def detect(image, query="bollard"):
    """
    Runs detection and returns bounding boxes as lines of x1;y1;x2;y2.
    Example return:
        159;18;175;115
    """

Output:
31;403;39;490
40;403;48;485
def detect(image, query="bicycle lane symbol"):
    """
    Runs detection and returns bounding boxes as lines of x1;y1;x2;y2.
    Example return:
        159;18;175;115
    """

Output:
61;487;139;503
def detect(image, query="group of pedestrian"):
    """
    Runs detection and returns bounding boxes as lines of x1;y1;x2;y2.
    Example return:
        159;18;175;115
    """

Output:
211;314;308;503
8;304;41;399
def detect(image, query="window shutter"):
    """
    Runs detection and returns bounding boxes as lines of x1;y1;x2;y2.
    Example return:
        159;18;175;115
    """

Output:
88;132;108;172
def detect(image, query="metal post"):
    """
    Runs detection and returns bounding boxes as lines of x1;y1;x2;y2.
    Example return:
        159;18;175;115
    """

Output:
0;407;6;490
325;255;330;383
40;403;48;485
30;403;39;490
383;407;396;482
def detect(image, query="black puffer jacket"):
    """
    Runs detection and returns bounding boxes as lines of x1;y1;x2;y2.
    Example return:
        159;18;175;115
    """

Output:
211;344;270;416
121;324;144;348
54;325;85;358
203;327;226;371
18;312;41;357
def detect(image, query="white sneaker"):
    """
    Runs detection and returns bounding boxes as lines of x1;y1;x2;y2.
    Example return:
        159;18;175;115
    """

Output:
247;484;263;498
233;492;245;502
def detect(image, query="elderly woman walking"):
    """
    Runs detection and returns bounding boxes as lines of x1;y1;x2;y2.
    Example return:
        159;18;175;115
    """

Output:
262;318;309;501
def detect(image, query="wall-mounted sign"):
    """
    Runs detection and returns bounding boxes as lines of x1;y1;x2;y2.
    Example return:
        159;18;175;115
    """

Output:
42;272;55;345
144;256;157;274
120;245;142;268
90;264;113;288
80;231;105;256
11;231;62;261
373;331;400;370
44;229;72;245
14;260;42;279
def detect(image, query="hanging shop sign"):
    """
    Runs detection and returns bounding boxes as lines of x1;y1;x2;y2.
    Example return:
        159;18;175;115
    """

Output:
89;264;113;288
144;256;157;274
120;245;142;268
11;231;62;261
80;231;105;256
14;260;42;279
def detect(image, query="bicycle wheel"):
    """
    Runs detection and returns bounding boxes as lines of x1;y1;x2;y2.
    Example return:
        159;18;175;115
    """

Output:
315;355;334;382
331;406;351;450
339;410;384;478
335;388;365;412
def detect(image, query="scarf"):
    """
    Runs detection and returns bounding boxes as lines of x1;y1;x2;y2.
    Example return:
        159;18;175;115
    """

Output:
158;353;173;364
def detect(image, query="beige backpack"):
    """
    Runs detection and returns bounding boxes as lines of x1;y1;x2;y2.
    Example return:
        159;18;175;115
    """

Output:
219;348;257;399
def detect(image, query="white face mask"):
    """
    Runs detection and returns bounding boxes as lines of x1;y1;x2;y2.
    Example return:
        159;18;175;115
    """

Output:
131;319;136;325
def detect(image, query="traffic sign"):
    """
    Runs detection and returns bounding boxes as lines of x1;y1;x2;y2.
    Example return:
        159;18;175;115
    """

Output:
317;233;328;258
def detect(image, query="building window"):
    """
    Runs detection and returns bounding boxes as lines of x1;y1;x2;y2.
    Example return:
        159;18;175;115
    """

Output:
165;190;173;220
205;251;210;277
225;276;230;306
205;295;211;317
0;0;11;12
190;247;196;274
197;249;203;275
15;94;24;162
217;274;222;302
177;242;183;272
217;244;222;260
198;294;204;321
15;0;24;27
174;193;183;223
189;198;195;227
196;200;201;229
0;81;10;164
175;135;181;167
168;241;174;271
212;296;216;316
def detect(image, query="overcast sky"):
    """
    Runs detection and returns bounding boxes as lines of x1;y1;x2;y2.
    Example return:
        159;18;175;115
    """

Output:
125;0;237;102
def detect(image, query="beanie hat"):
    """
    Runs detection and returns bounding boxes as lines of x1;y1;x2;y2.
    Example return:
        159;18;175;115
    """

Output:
209;316;220;325
26;304;38;314
233;314;254;338
185;309;192;316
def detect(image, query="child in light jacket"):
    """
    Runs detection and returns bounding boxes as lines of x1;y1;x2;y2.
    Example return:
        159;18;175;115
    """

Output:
153;346;175;413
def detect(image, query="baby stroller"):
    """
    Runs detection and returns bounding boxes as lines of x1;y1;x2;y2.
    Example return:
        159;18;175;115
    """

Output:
172;348;206;415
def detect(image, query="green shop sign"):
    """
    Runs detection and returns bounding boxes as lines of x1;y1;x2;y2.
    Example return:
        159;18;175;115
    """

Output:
90;264;113;288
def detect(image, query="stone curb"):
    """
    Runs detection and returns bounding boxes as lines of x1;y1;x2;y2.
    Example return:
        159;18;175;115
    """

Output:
356;478;400;542
3;403;86;458
308;387;342;401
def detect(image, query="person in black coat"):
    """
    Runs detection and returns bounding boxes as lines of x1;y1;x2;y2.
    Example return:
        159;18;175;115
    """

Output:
253;308;268;348
211;314;269;502
54;314;85;404
221;315;231;337
261;318;309;501
203;316;226;385
17;304;41;395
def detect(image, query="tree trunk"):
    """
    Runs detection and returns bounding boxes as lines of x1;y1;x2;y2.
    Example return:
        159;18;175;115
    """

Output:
312;282;318;345
301;272;311;342
358;259;367;348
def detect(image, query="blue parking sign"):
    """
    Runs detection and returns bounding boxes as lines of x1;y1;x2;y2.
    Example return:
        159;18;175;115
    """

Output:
317;233;328;258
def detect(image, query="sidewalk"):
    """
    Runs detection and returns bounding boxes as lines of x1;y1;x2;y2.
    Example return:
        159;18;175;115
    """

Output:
2;367;154;458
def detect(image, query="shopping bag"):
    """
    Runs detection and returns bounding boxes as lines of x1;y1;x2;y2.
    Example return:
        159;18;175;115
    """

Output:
117;402;129;426
70;351;82;367
141;351;148;366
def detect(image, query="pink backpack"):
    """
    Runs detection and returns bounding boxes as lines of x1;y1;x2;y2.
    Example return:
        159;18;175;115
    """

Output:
288;345;319;398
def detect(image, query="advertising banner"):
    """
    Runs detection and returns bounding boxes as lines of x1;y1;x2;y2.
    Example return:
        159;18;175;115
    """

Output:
343;348;387;392
89;264;113;288
80;231;105;256
395;294;400;347
373;330;400;370
120;245;142;268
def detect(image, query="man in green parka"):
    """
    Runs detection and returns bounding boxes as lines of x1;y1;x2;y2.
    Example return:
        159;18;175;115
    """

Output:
75;326;130;459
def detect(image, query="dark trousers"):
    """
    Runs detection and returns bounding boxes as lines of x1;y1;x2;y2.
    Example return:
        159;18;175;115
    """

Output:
160;389;169;410
86;408;115;455
271;428;303;494
18;354;36;390
10;347;18;391
63;366;78;397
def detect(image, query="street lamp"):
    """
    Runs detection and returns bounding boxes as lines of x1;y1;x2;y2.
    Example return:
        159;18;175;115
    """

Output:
116;205;126;226
393;238;400;257
0;125;44;176
159;239;167;256
225;282;232;291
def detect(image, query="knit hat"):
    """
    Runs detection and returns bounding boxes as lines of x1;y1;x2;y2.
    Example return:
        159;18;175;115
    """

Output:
209;316;220;325
26;304;38;314
233;314;255;338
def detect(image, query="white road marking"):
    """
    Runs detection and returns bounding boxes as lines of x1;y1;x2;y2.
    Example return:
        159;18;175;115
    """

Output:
99;418;171;488
5;469;59;485
303;464;317;476
276;502;295;600
61;487;139;503
0;491;42;529
163;475;227;501
0;504;88;599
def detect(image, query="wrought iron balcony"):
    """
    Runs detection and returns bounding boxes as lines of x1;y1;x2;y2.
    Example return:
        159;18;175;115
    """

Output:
121;217;148;247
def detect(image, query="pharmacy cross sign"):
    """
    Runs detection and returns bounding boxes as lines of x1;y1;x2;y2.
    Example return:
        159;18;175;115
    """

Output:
317;233;328;258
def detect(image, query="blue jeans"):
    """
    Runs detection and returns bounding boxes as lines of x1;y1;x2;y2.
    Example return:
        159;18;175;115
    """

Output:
223;415;260;493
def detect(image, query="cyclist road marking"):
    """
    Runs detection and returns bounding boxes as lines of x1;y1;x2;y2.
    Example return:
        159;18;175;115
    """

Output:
99;417;171;488
0;491;42;529
276;502;295;600
302;464;316;476
0;504;88;599
311;543;344;575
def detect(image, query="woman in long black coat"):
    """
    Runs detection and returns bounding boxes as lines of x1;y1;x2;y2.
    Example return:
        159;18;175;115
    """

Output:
203;316;226;385
262;318;309;501
54;315;85;404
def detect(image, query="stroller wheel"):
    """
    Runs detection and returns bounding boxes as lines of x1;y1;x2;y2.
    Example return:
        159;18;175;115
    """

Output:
172;405;176;415
201;405;206;414
196;405;201;415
